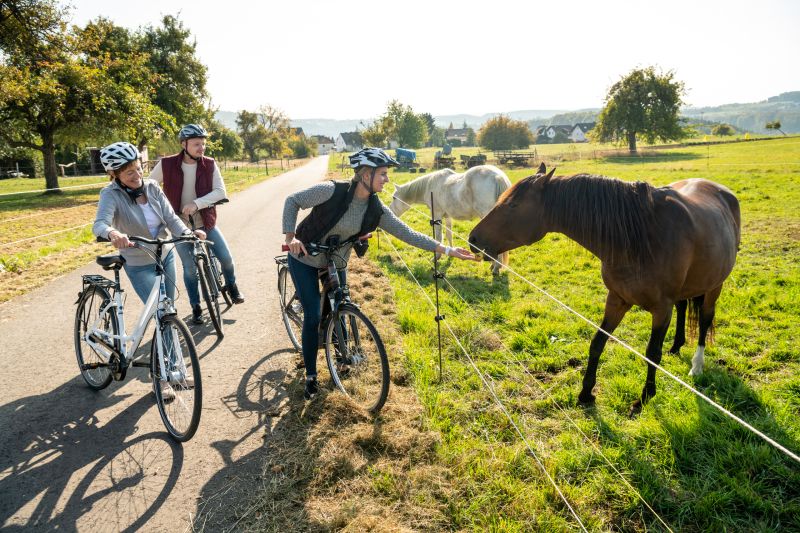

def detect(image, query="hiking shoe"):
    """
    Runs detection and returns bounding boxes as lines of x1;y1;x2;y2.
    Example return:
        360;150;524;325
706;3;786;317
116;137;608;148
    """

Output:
303;377;319;400
229;284;245;304
191;305;204;325
158;381;175;403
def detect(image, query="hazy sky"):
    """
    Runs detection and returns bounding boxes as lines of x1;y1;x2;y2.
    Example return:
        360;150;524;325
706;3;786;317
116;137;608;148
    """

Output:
69;0;800;119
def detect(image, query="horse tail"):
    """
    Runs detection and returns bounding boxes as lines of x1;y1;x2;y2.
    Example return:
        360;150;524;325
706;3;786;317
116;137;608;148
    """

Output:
687;295;715;343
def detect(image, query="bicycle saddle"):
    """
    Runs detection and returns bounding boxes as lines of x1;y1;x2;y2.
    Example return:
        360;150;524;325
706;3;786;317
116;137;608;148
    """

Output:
96;254;126;270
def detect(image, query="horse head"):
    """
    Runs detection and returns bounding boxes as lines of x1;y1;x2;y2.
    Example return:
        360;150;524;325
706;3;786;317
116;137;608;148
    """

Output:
468;163;555;262
389;184;411;217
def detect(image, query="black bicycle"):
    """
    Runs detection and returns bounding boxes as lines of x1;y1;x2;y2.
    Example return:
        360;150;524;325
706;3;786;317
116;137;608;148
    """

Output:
276;234;390;413
187;199;231;337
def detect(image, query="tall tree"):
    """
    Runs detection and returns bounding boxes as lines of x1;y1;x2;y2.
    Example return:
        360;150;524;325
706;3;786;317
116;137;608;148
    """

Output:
477;115;533;150
0;19;165;190
593;66;686;153
236;110;267;162
0;0;68;64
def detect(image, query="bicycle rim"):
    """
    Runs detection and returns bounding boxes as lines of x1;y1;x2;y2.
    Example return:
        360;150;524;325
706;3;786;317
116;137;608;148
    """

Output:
151;315;202;442
74;286;115;390
325;304;389;413
198;257;224;337
278;266;303;352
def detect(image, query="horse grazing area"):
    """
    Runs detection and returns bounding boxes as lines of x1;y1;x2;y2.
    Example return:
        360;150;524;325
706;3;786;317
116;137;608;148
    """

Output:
327;139;799;531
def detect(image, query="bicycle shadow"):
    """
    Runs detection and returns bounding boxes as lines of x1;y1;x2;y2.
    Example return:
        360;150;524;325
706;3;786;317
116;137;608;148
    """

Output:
0;377;184;531
194;347;392;531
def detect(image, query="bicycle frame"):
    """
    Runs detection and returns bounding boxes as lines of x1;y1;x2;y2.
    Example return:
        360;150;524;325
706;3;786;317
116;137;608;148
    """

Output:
84;236;192;382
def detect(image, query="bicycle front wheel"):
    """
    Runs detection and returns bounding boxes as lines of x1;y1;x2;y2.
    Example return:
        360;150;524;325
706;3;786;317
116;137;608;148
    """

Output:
74;286;117;390
324;303;389;413
198;256;224;338
151;315;202;442
278;264;303;352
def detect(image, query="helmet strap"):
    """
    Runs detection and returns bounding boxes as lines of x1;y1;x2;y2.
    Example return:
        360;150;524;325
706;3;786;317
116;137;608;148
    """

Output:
115;177;145;203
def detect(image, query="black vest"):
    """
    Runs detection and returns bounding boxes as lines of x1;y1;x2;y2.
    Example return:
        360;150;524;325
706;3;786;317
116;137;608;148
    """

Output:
295;180;384;244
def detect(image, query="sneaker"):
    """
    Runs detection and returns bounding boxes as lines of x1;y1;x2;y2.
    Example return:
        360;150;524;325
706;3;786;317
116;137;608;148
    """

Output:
229;284;245;304
159;381;175;403
303;377;319;400
191;305;204;325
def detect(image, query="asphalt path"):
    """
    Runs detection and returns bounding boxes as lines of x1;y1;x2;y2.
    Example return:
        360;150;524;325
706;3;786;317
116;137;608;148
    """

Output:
0;155;330;531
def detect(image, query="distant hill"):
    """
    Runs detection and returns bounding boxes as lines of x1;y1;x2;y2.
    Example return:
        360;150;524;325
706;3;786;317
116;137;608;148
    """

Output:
215;92;800;138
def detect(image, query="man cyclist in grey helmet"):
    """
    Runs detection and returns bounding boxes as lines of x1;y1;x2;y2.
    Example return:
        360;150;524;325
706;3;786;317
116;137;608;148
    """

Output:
283;147;477;400
150;124;245;326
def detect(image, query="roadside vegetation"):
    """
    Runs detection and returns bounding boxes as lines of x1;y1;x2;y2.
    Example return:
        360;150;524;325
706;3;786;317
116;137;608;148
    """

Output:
305;138;800;530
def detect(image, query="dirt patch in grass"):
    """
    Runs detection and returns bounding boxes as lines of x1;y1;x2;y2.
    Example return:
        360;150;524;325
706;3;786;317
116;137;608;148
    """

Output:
202;256;454;531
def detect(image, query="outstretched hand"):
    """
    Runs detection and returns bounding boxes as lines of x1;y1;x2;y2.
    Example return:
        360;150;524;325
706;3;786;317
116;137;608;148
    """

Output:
448;247;480;261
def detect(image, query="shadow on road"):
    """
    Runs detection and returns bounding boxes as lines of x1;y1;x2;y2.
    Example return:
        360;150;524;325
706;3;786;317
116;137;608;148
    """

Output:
0;377;184;531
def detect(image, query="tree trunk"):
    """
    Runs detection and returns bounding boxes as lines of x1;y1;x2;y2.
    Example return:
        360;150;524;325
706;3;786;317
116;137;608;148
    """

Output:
41;130;61;193
627;132;637;154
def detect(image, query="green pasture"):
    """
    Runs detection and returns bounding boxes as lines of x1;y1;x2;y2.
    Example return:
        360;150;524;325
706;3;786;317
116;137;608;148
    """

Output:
329;139;800;531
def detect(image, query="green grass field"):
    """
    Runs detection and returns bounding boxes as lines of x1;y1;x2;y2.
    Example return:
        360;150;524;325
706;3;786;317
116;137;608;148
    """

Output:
328;139;800;531
0;160;302;302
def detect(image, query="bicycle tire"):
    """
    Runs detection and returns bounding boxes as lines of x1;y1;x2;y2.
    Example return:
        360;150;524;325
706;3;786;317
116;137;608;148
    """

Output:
197;256;224;338
210;249;232;307
74;285;117;390
151;315;202;442
278;265;303;352
324;303;389;413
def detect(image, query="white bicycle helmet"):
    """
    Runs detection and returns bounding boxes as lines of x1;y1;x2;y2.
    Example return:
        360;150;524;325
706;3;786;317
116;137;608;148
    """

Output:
179;123;208;141
100;142;140;172
349;147;399;169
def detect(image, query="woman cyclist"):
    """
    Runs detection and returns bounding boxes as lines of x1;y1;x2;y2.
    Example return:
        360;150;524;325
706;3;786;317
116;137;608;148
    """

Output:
92;141;206;306
283;147;477;400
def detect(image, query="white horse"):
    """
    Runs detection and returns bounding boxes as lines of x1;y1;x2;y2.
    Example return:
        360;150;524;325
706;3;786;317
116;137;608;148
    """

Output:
389;165;511;274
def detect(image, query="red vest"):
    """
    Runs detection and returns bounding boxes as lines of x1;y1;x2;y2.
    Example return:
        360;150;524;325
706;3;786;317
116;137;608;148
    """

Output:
161;152;217;230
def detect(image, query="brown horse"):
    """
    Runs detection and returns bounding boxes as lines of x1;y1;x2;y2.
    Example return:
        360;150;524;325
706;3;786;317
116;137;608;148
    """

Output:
468;163;741;415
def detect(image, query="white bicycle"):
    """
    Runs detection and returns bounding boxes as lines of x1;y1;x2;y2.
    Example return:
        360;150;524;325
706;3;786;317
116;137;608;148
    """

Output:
74;234;202;442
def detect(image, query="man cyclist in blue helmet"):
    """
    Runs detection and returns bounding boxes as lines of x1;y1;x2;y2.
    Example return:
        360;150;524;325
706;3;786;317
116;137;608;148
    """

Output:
283;147;477;400
150;124;245;325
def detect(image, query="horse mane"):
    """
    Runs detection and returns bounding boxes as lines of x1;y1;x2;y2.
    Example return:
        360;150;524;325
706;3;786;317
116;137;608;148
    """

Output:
540;173;658;266
397;168;456;203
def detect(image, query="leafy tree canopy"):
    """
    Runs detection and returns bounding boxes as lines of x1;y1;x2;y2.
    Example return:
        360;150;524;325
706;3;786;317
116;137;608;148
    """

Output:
477;115;533;150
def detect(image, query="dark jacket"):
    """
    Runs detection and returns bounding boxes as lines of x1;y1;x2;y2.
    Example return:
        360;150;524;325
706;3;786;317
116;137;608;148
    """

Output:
295;180;383;244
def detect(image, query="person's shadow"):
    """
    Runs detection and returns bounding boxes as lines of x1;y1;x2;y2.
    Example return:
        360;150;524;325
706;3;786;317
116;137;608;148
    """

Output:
0;377;184;531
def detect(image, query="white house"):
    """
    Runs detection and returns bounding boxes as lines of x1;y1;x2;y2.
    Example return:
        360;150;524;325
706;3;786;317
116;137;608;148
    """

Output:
335;132;363;152
311;135;335;155
569;123;595;143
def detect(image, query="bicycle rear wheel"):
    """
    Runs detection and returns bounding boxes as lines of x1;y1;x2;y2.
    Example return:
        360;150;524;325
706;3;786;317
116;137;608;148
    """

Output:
324;303;389;413
197;256;224;338
74;286;117;390
278;264;303;352
210;250;232;307
151;315;202;442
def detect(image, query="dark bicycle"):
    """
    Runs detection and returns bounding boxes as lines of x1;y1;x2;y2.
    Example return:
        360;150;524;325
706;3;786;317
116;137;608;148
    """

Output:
275;234;390;413
187;198;231;337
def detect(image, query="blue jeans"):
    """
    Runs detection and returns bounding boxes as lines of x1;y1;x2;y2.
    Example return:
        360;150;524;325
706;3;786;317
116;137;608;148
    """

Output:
123;250;177;304
287;255;347;379
175;226;237;307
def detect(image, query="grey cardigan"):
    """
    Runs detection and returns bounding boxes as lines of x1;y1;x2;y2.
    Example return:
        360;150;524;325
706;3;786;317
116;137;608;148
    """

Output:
93;179;190;266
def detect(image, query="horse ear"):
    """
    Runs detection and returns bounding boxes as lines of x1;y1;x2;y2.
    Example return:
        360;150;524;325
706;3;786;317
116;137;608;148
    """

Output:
546;167;556;180
537;162;546;174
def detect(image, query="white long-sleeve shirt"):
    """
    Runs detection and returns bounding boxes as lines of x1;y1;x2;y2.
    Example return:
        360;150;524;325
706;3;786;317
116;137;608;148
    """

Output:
149;158;227;227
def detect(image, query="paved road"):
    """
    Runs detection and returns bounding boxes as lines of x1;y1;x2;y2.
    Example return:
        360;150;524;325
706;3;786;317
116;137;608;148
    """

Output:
0;156;330;531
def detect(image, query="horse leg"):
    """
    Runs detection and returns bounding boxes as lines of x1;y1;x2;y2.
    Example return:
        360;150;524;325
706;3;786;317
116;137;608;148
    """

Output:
578;292;631;405
689;287;721;376
669;300;687;354
629;305;672;417
445;216;453;248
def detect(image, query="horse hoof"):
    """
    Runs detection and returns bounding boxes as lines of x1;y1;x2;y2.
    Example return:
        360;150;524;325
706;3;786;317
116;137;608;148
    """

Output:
688;367;703;377
668;345;681;355
577;393;596;406
628;401;643;418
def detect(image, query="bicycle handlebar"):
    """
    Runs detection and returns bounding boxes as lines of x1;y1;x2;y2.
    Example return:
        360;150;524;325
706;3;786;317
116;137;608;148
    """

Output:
281;233;372;255
96;234;198;246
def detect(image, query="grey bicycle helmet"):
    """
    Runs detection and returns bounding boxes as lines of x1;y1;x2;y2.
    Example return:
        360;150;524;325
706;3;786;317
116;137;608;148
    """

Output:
348;147;399;169
100;142;140;172
178;123;209;141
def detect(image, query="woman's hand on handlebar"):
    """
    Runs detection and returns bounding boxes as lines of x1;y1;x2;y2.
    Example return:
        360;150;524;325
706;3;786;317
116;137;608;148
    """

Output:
193;229;207;241
285;236;308;256
108;230;133;249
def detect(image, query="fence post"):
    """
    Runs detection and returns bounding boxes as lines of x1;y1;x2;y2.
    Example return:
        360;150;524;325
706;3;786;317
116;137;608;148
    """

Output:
430;191;445;382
